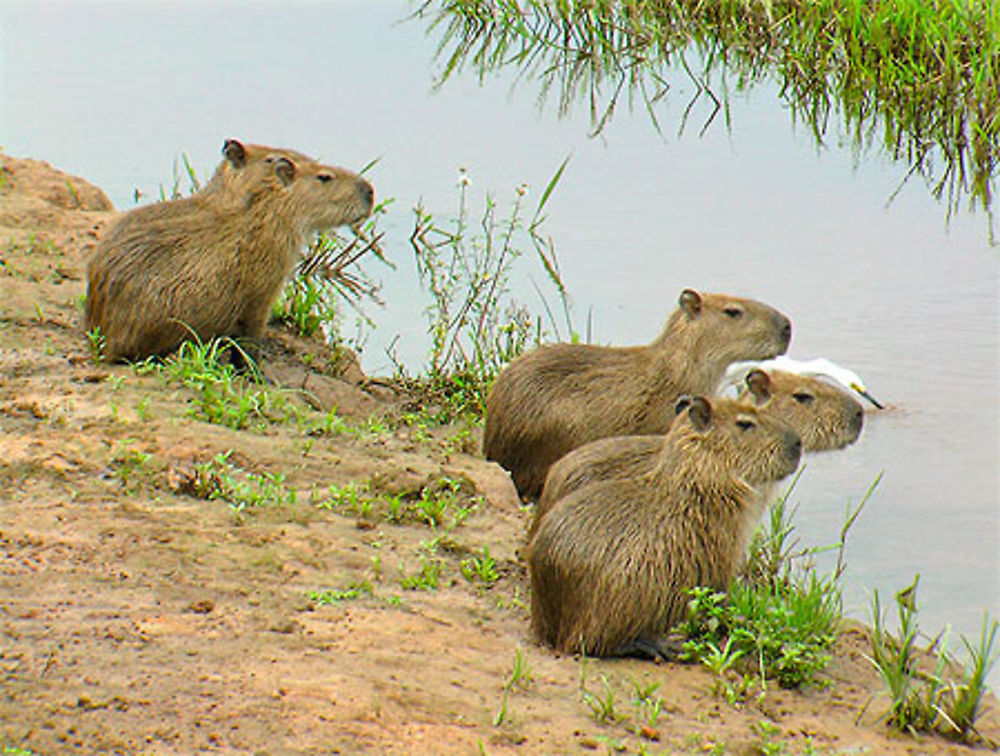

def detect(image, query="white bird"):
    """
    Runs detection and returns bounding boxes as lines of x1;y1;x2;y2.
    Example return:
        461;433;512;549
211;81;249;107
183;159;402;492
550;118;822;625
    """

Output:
719;355;885;409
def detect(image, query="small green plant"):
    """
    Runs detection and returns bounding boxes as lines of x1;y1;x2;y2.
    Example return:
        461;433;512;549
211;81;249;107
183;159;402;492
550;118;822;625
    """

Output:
86;326;106;362
629;676;664;727
680;475;879;696
415;484;450;527
273;276;336;338
582;674;622;724
65;179;82;208
308;580;373;606
461;546;500;587
158;151;202;200
494;645;533;726
135;395;152;422
319;481;372;516
318;476;479;532
949;613;1000;739
749;719;787;755
865;576;926;732
108;441;152;493
400;546;444;591
307;407;352;437
187;451;296;513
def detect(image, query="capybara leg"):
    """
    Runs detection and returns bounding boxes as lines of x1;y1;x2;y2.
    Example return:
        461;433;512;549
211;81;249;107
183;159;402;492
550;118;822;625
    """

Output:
610;636;679;663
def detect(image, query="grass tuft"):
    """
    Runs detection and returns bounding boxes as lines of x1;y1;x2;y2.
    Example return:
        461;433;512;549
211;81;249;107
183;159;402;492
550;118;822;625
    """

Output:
863;574;1000;744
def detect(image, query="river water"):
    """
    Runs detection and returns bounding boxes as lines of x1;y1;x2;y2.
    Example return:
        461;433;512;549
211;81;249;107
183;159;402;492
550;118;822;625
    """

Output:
2;1;997;656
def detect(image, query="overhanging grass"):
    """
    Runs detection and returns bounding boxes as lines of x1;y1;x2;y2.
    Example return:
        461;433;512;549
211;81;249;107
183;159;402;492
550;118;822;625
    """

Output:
418;0;999;227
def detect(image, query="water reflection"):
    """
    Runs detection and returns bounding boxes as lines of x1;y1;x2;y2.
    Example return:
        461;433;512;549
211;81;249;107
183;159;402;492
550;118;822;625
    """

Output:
415;0;998;236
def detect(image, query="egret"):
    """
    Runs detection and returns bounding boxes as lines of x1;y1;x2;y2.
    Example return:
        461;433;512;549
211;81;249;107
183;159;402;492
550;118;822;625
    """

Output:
719;355;885;409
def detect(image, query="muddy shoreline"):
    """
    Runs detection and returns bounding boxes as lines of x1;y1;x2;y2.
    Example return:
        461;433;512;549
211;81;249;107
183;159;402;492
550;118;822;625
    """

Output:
1;151;996;754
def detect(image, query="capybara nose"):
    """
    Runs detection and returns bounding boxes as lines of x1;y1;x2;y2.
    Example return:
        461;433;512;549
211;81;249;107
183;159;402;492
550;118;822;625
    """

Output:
784;430;802;462
852;407;865;434
357;178;375;211
778;316;792;350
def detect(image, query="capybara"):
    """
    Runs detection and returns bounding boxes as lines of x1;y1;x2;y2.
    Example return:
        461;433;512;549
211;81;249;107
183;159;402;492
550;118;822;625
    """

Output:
526;396;802;658
484;289;792;501
530;368;863;537
86;146;374;361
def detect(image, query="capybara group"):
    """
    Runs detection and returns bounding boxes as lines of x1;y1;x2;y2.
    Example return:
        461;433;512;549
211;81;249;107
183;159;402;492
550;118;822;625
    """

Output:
85;139;374;361
529;368;863;537
526;396;803;658
483;288;792;501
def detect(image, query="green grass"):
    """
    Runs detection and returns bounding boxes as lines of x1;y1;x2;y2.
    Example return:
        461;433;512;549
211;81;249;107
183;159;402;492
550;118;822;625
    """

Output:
417;0;999;228
308;580;374;606
135;335;297;431
461;546;500;587
494;645;533;725
317;476;480;531
86;326;106;362
108;440;153;493
863;574;1000;744
582;674;624;724
676;476;878;694
400;551;444;591
679;575;841;692
185;451;296;513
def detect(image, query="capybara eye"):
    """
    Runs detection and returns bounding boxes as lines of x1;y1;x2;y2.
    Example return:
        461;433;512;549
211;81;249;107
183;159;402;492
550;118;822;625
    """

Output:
736;419;756;431
317;174;333;183
723;307;743;319
793;392;815;405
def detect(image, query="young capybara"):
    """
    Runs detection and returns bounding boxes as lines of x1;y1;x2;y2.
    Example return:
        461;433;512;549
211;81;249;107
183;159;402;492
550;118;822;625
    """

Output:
484;289;792;501
86;146;374;361
529;368;863;537
526;396;803;659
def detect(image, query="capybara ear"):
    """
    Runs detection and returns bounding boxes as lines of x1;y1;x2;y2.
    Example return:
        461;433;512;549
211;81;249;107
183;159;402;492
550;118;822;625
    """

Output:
688;396;713;431
745;369;772;405
674;394;694;415
223;139;247;168
273;157;297;186
679;288;703;317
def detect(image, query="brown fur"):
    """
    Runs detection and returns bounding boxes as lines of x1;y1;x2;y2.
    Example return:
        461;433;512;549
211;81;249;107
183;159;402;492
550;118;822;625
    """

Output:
484;289;792;501
85;144;373;361
526;397;802;658
530;369;863;538
202;139;318;203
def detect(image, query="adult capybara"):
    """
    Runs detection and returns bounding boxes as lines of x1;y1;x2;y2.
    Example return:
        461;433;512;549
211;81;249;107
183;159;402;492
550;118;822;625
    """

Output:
530;368;863;537
526;396;802;659
86;147;373;361
484;289;792;501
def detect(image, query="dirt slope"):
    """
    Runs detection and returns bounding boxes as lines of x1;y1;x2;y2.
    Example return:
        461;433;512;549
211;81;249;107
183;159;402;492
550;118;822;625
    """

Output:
0;150;996;755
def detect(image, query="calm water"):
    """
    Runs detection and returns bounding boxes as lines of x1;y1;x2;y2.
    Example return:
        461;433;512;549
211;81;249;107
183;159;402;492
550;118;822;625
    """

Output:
3;1;997;652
